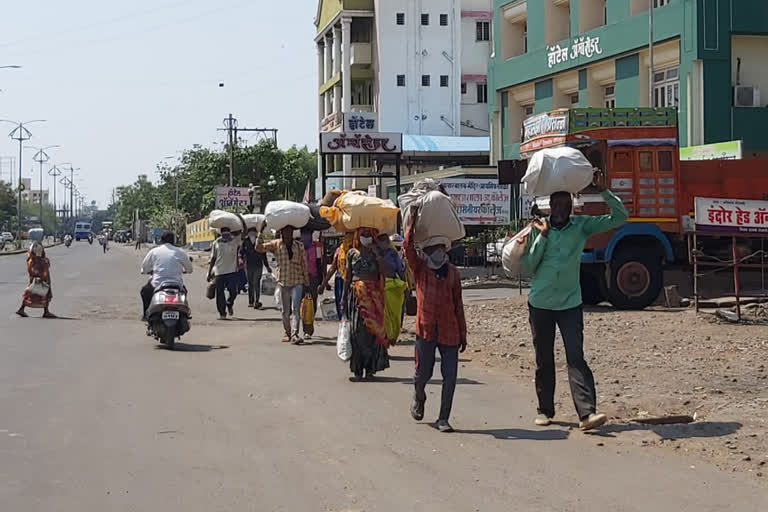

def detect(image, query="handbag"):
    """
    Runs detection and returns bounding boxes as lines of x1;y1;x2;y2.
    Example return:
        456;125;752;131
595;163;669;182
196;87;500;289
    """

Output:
205;281;216;300
336;319;352;361
405;292;418;316
28;278;50;297
300;296;315;335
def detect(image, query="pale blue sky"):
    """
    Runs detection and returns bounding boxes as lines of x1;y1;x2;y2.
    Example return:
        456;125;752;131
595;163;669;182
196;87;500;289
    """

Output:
0;0;319;207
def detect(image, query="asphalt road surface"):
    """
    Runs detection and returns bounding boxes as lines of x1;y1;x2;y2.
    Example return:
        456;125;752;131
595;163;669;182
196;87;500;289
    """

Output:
1;243;765;511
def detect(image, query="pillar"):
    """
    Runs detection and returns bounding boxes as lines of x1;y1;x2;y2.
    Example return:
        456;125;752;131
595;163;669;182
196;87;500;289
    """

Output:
324;33;333;83
341;17;353;187
318;42;326;122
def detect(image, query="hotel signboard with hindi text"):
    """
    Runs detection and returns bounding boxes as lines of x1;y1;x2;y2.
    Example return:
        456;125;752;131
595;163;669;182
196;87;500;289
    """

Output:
694;197;768;234
320;132;402;154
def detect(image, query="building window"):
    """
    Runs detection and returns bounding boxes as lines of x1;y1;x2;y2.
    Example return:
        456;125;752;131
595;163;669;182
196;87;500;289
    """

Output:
440;75;449;87
421;13;429;26
654;0;669;7
604;85;616;108
440;14;448;26
523;22;528;53
397;74;405;87
523;104;534;117
422;75;431;87
461;82;467;94
352;154;372;169
476;83;488;103
476;21;490;41
570;93;580;105
396;12;405;25
351;19;372;43
653;67;679;108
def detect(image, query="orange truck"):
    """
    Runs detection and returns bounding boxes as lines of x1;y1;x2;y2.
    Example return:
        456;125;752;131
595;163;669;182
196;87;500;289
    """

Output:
515;107;768;309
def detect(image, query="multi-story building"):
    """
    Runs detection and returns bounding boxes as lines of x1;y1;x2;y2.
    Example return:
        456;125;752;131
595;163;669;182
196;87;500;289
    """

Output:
19;178;50;204
488;0;768;162
315;0;492;190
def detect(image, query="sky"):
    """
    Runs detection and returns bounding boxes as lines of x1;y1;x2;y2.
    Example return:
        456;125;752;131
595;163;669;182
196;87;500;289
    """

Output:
0;0;319;208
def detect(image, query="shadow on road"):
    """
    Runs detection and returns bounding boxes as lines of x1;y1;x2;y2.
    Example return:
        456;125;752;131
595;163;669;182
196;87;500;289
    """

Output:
155;343;230;352
454;427;570;441
587;421;743;441
356;376;484;385
389;355;472;363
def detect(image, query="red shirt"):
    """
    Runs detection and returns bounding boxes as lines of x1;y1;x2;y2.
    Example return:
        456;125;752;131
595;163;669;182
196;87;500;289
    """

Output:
404;226;467;346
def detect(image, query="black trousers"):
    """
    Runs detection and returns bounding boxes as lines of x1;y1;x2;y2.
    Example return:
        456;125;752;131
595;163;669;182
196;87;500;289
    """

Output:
246;265;263;305
215;273;238;315
140;280;154;316
414;337;459;421
528;304;596;420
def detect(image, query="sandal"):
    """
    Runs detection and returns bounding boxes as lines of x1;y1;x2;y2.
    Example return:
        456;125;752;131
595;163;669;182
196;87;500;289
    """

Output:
281;334;291;343
15;309;28;318
42;311;58;319
292;336;304;345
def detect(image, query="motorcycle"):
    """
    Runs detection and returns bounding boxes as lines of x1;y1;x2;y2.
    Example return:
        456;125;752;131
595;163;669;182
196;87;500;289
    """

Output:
88;234;93;245
64;237;72;248
146;285;191;349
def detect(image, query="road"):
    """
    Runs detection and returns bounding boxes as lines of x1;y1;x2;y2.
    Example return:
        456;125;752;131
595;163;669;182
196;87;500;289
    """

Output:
0;243;765;511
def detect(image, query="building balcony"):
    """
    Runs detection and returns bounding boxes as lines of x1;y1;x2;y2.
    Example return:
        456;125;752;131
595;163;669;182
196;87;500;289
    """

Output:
350;104;373;112
351;42;372;66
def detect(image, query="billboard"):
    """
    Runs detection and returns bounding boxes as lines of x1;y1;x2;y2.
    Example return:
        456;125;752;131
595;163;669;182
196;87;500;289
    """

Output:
694;196;768;234
440;178;511;225
215;187;250;210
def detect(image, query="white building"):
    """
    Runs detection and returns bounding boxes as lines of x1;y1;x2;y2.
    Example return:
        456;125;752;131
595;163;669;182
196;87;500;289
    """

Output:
315;0;492;190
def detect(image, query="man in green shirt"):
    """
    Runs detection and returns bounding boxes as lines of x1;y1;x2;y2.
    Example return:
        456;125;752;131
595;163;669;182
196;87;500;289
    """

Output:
522;175;628;431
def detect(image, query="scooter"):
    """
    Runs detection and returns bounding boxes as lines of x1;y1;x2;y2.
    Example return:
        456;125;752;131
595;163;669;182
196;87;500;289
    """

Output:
146;285;191;349
88;234;93;245
64;237;72;248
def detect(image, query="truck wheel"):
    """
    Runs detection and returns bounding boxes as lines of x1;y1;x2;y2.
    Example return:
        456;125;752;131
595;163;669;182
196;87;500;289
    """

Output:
580;265;605;305
605;250;663;310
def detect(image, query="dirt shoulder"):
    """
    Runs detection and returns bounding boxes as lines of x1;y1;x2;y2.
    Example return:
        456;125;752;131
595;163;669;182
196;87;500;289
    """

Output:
406;295;768;481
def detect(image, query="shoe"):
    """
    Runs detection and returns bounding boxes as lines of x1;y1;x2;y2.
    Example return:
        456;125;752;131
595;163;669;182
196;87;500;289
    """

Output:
254;302;262;309
304;334;312;340
534;414;553;426
411;400;425;421
437;420;454;433
579;413;607;431
291;336;304;345
349;372;363;382
219;314;227;321
227;305;234;316
248;303;255;308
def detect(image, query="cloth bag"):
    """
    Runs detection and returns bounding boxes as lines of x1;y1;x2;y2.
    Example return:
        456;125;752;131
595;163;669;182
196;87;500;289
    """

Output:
261;272;277;296
209;210;243;231
384;277;408;343
337;319;352;361
242;214;266;232
264;201;311;231
399;183;464;247
320;191;399;233
522;147;594;197
501;225;533;277
300;296;315;335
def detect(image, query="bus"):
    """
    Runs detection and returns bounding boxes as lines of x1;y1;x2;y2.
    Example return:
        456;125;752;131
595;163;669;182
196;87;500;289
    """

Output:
74;221;92;241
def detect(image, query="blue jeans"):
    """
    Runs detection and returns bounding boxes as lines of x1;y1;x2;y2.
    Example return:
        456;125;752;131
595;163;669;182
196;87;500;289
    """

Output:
280;284;303;336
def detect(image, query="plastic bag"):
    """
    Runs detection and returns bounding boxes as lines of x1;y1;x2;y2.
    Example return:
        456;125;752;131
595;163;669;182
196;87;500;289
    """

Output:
337;319;352;361
274;284;282;312
28;278;50;297
264;201;311;232
501;225;533;277
320;297;338;321
522;147;594;197
261;272;277;296
300;296;315;335
209;210;243;231
384;278;408;343
242;214;266;232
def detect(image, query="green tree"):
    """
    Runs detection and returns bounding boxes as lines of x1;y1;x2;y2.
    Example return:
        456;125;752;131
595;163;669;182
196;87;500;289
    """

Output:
113;175;159;229
0;182;16;231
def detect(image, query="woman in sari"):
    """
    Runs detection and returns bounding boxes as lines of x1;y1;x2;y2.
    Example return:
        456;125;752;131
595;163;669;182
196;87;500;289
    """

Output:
16;242;56;318
342;228;389;381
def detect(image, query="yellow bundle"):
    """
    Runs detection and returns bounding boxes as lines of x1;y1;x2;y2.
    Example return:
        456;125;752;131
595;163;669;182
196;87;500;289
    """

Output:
320;191;399;234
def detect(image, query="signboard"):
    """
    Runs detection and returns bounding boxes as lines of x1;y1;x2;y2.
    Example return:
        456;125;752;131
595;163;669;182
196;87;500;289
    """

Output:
521;109;569;154
343;112;377;132
440;178;511;225
680;140;742;161
320;132;403;154
320;112;342;132
367;184;377;197
520;192;534;220
547;36;603;69
694;197;768;234
215;186;250;209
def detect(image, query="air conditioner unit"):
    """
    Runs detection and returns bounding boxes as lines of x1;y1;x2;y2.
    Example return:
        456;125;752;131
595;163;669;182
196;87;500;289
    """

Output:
734;86;761;107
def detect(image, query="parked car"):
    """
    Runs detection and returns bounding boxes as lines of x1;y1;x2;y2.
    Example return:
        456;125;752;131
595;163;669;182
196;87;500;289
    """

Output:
1;232;14;243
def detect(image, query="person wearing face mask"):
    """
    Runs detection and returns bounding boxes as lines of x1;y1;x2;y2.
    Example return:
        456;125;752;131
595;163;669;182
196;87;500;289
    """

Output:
376;233;407;345
520;171;627;431
404;206;466;433
207;227;242;320
257;224;310;344
16;242;56;318
241;227;272;309
342;227;390;381
300;227;323;318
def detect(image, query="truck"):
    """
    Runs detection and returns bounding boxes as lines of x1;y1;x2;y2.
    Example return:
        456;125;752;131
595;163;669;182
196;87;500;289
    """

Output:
73;220;92;241
513;107;768;310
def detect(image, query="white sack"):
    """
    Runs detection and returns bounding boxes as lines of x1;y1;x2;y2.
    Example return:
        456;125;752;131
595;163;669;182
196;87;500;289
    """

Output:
337;319;352;361
264;201;311;232
209;210;242;231
501;225;533;277
414;190;465;244
242;213;266;232
398;178;442;228
522;147;594;197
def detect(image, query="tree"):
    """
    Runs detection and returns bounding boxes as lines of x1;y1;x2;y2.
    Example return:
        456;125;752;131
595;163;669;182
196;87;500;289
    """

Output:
0;182;16;231
113;175;159;229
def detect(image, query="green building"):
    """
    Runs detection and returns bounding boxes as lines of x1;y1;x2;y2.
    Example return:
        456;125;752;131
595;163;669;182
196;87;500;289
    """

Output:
488;0;768;162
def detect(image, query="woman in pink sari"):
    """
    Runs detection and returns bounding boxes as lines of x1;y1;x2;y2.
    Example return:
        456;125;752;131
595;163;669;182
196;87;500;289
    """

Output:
16;242;56;318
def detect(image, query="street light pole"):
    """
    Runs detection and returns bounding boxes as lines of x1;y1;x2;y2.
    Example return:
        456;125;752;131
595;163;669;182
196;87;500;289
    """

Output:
1;119;46;239
48;165;61;226
28;145;60;233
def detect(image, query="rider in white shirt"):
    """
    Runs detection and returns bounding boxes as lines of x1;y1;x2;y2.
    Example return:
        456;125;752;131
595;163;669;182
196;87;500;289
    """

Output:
140;232;193;319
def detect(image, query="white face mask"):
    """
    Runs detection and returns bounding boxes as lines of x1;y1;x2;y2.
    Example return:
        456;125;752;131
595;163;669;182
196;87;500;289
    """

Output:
359;236;373;247
249;234;257;242
425;248;448;269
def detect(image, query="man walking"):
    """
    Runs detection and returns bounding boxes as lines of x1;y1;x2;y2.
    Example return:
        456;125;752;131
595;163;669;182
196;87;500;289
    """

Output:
207;227;242;320
521;173;628;431
257;224;310;344
404;206;467;433
241;227;272;309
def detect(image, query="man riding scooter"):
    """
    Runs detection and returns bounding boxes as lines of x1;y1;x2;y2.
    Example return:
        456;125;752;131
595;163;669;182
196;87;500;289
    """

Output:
140;232;193;320
64;234;73;247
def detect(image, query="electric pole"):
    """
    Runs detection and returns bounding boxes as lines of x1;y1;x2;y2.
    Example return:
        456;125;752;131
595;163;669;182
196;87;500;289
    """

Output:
1;119;46;239
222;114;237;187
28;144;59;233
48;165;62;229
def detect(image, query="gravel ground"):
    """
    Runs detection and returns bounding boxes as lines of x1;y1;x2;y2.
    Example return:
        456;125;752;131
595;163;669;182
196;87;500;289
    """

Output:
403;296;768;481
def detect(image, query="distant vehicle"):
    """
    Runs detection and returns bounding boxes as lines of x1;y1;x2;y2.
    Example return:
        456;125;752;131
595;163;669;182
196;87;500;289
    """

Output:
1;232;13;243
28;228;44;242
486;237;507;264
74;221;92;241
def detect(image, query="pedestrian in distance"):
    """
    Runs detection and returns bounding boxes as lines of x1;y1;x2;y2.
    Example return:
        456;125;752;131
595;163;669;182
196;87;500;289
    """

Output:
241;227;272;309
404;206;466;433
342;228;391;382
257;223;310;344
16;242;57;319
207;227;242;320
317;232;354;321
300;227;323;338
520;171;628;431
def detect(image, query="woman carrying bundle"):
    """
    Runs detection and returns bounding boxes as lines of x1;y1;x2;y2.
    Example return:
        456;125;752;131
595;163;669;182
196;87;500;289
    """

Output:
16;242;56;318
341;228;390;381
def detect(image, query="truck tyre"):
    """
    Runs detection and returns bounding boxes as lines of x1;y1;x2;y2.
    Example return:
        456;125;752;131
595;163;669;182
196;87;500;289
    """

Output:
605;249;663;310
580;265;606;305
